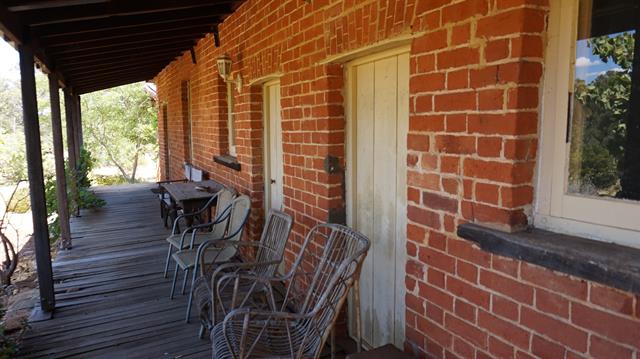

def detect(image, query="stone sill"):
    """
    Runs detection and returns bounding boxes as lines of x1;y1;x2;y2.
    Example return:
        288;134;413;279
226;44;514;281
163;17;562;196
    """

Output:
457;223;640;295
213;155;241;171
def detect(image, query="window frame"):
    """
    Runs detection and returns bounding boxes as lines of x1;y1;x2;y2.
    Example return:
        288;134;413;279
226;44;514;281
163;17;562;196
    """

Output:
187;82;194;163
535;0;640;248
226;81;237;157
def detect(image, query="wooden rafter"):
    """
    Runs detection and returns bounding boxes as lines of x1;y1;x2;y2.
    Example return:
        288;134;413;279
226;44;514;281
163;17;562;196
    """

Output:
40;20;216;46
0;0;243;91
47;32;207;54
16;1;237;26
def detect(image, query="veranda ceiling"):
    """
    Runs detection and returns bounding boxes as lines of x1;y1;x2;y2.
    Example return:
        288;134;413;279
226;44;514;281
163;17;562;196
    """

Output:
0;0;244;94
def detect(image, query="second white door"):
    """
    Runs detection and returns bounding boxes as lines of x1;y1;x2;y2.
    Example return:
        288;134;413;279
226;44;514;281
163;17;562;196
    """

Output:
265;81;284;211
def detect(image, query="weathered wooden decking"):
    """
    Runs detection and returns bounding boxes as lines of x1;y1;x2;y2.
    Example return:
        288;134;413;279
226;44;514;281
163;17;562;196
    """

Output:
18;184;211;358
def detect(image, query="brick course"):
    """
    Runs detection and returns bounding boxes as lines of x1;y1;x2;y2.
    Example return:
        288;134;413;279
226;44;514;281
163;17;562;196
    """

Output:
154;0;640;358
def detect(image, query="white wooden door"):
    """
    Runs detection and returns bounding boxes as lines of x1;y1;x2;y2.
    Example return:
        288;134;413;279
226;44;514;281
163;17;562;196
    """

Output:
264;81;284;211
347;48;409;349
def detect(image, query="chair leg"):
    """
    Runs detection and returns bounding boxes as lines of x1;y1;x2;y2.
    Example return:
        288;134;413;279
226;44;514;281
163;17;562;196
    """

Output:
198;324;206;339
163;244;173;278
330;328;336;359
173;212;181;233
185;266;199;323
354;279;362;353
162;204;169;228
181;268;190;295
170;265;179;299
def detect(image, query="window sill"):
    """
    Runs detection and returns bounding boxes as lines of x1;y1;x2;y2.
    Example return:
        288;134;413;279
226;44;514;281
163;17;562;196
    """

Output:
457;223;640;295
213;155;241;171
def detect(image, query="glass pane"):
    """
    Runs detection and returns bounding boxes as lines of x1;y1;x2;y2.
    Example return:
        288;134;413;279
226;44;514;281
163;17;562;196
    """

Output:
568;0;640;201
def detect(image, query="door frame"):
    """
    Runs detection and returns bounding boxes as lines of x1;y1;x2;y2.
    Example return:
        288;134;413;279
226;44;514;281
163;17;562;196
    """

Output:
262;79;282;216
344;45;410;349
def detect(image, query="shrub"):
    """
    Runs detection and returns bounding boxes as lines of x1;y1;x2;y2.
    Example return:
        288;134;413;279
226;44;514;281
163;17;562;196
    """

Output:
46;149;105;242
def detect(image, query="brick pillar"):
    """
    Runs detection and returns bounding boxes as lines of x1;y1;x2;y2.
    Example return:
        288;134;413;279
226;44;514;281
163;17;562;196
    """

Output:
405;1;548;357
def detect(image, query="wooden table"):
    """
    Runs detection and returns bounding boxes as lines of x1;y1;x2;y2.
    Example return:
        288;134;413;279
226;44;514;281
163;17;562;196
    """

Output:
162;180;224;224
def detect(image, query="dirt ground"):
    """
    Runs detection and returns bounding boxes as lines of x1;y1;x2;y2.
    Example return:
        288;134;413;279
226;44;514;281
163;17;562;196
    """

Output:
0;184;43;346
2;236;39;335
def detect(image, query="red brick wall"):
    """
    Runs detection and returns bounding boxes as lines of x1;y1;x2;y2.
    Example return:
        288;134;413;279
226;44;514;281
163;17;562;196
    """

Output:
154;0;640;358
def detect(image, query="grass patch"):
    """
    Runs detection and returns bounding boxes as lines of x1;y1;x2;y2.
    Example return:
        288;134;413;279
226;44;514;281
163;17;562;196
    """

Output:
91;175;131;186
4;188;30;214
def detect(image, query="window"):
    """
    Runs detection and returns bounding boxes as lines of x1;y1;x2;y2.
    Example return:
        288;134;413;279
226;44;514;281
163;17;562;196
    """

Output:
187;83;193;163
181;80;193;163
536;0;640;247
162;104;170;179
226;81;237;156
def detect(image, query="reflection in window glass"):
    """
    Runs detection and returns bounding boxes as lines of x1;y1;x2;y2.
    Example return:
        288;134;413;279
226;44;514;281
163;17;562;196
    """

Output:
568;0;640;201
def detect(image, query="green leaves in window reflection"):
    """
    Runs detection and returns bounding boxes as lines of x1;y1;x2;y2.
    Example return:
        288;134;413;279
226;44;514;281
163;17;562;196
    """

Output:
589;33;635;71
570;33;634;197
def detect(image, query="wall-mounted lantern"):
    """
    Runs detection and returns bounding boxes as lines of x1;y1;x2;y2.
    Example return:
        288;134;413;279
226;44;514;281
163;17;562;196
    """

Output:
216;53;242;92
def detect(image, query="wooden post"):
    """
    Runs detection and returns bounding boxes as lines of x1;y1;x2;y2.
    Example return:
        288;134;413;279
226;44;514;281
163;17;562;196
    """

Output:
19;45;55;313
72;94;81;163
76;95;84;150
72;95;82;216
49;74;72;250
64;89;79;215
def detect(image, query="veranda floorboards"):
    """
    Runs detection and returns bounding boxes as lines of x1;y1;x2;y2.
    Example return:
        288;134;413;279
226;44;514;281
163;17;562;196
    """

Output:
17;184;211;358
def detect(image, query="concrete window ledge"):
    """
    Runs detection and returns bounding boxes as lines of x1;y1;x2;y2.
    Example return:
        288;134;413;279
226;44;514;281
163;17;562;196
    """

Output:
214;155;241;171
457;223;640;295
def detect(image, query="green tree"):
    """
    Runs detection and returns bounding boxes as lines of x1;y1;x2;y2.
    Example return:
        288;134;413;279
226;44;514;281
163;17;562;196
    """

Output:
0;70;55;184
572;32;636;196
0;74;22;133
82;83;157;183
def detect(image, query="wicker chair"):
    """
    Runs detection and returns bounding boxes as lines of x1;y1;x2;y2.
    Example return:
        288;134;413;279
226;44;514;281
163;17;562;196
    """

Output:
211;223;370;359
163;188;235;278
170;195;252;320
192;209;293;337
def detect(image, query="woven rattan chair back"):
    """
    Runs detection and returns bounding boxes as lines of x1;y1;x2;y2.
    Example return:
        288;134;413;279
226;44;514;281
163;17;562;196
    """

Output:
212;223;370;359
282;223;370;357
252;210;293;277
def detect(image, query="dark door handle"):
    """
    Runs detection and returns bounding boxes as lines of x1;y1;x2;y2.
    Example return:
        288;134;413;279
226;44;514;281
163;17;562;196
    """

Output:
270;179;276;184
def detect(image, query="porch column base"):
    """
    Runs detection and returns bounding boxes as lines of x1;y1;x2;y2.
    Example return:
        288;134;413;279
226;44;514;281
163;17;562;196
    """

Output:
29;305;53;322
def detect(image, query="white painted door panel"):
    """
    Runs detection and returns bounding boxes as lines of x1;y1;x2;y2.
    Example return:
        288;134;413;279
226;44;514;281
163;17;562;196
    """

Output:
349;50;408;349
355;61;375;347
266;82;283;211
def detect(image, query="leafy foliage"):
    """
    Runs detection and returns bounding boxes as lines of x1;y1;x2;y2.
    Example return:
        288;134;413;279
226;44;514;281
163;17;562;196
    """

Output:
589;33;635;70
73;148;97;190
46;149;105;241
0;145;26;185
0;74;157;186
0;72;154;241
578;143;619;189
571;32;635;195
82;84;158;183
44;177;61;241
0;71;54;184
91;174;131;186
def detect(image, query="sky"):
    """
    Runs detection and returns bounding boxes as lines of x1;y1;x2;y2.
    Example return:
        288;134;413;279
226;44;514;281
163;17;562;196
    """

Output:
0;38;19;81
574;32;632;83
